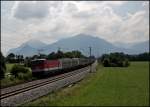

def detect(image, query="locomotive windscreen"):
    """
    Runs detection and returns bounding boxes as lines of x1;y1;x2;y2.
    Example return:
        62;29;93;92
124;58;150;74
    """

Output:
31;59;45;69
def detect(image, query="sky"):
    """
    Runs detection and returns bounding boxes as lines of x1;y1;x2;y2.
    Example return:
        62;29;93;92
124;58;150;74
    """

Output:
1;1;149;55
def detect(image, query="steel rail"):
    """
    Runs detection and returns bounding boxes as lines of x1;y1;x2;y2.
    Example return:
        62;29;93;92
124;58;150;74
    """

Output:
0;67;89;100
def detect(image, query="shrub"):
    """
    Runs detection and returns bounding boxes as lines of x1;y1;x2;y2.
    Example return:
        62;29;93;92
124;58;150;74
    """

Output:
101;52;130;67
18;71;32;80
11;64;29;77
124;59;130;67
103;58;110;67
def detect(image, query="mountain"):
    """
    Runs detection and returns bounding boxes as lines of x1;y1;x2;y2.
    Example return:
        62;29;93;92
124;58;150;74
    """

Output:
19;39;47;49
42;34;118;56
7;39;47;57
129;41;149;53
113;42;135;49
114;40;149;53
7;34;149;57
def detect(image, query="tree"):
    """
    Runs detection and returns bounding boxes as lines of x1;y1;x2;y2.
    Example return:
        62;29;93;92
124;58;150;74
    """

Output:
56;50;64;59
103;58;110;67
32;55;39;60
0;52;6;79
47;52;57;60
100;52;130;67
6;53;15;63
64;52;73;58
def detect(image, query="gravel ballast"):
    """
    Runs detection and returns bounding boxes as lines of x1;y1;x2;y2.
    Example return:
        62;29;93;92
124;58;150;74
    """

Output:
1;62;97;106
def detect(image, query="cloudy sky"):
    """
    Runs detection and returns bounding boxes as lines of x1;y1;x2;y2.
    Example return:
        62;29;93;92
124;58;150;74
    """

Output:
1;1;149;55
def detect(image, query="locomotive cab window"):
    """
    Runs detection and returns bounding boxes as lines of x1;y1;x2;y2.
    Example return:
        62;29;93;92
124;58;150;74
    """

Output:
31;59;46;68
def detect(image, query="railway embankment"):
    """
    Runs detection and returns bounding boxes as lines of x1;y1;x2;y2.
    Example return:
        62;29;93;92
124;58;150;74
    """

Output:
1;61;97;106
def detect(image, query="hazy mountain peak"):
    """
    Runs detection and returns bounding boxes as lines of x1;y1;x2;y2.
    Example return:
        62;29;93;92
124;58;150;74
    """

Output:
23;39;47;49
7;34;149;57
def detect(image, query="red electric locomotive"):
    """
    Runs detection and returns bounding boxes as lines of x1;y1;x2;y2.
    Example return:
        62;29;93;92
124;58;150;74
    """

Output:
31;59;61;77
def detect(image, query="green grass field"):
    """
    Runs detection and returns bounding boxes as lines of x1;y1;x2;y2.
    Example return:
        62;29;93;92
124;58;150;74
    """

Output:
24;62;149;106
6;63;15;73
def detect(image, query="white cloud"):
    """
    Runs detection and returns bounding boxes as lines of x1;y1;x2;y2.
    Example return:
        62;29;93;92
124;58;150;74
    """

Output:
13;1;50;20
142;1;149;7
1;1;149;55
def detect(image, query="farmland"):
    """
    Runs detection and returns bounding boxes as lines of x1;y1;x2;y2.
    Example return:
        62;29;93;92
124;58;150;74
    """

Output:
24;62;149;106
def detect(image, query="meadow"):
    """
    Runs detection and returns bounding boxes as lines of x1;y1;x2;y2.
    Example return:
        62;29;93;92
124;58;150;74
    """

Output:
24;62;149;106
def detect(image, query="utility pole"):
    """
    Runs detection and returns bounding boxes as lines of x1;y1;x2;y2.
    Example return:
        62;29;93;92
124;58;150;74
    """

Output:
58;47;61;52
89;46;92;73
37;49;43;58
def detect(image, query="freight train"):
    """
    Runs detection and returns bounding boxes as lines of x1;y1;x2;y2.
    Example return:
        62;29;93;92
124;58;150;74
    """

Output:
31;58;95;77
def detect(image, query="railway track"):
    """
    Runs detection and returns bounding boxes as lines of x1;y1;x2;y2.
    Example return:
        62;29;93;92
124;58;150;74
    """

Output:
0;66;89;100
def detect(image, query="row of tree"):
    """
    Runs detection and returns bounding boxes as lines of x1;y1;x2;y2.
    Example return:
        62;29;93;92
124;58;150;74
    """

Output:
2;50;89;68
125;52;149;61
5;50;87;64
6;53;24;63
98;52;149;67
98;52;130;67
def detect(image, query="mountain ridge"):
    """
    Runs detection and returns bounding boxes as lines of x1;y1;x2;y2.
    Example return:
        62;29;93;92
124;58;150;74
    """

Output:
7;34;149;57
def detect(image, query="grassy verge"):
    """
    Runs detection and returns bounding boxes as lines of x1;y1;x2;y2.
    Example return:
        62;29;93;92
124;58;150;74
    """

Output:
1;63;36;88
23;62;149;106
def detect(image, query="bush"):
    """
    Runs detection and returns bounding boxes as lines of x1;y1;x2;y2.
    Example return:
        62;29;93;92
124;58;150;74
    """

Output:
103;58;110;67
124;59;130;67
11;64;29;77
100;52;130;67
18;71;32;80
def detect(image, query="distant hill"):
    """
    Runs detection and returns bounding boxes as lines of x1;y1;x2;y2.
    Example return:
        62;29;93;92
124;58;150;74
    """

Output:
7;39;47;57
114;40;149;54
42;34;121;56
7;34;149;57
129;41;149;53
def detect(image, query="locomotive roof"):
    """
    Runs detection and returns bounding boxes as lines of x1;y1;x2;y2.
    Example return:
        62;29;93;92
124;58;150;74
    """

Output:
31;59;46;61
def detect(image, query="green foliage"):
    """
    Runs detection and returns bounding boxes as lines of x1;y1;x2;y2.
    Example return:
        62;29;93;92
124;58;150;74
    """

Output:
126;52;150;61
103;58;110;67
124;59;130;67
10;64;29;77
100;52;130;67
24;57;32;67
47;50;86;60
18;71;32;80
6;53;15;63
6;53;24;63
0;52;6;79
47;52;57;60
